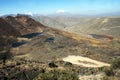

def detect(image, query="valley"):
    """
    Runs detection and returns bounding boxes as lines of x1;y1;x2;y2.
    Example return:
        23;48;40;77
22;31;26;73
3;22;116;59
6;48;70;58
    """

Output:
0;15;120;80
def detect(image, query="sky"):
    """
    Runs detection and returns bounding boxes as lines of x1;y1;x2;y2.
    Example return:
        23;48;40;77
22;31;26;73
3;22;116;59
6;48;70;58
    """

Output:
0;0;120;16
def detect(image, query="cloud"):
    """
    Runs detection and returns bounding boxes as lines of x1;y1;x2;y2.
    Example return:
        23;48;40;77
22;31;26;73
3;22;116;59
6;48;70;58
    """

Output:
56;9;67;13
25;12;33;16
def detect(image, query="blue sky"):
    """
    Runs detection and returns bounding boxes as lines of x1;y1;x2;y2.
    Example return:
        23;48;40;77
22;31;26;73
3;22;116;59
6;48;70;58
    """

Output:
0;0;120;15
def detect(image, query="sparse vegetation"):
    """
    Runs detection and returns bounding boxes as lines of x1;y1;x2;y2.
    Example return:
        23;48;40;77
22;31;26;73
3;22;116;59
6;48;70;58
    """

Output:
111;58;120;69
34;69;79;80
104;67;114;76
48;61;58;68
102;58;120;80
1;15;120;80
102;76;118;80
0;36;16;51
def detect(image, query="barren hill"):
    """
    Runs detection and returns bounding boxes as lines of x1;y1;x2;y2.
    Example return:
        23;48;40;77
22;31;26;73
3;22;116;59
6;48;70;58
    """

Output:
0;18;20;37
32;15;120;37
64;17;120;37
9;15;120;64
3;15;44;35
0;15;119;64
0;15;120;80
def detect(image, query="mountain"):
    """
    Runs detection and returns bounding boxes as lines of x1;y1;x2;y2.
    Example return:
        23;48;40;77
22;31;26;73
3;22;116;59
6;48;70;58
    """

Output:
0;18;20;51
32;14;120;38
0;18;20;37
3;15;43;35
32;14;90;29
0;15;120;80
32;15;66;29
0;15;45;51
64;17;120;37
8;15;119;63
1;15;119;62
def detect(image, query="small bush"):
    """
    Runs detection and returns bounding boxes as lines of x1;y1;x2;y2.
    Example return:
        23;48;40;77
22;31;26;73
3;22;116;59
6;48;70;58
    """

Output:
111;58;120;69
103;76;118;80
104;67;114;76
48;61;58;68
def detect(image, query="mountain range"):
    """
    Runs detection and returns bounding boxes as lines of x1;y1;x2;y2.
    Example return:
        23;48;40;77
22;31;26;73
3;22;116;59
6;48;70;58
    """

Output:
0;14;120;80
32;14;120;37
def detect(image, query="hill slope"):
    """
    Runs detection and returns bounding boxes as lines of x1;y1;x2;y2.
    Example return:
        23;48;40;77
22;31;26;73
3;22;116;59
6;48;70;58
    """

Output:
0;18;20;37
32;15;120;37
64;17;120;37
0;15;120;80
9;16;120;63
3;15;45;35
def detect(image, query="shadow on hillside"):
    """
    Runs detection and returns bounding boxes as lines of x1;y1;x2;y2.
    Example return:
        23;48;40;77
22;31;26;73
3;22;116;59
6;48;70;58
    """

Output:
0;50;13;62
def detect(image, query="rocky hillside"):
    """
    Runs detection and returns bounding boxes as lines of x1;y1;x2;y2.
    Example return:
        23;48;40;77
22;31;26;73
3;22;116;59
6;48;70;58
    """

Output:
32;15;89;29
32;15;66;29
64;17;120;37
3;15;44;35
0;18;20;51
0;15;48;51
32;15;120;37
0;15;119;63
0;15;120;80
9;16;120;64
0;18;20;37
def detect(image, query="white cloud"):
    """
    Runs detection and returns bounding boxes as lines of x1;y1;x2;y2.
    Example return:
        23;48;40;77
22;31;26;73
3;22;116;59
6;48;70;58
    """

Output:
56;9;67;13
25;12;33;16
